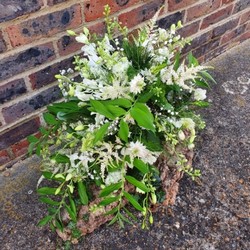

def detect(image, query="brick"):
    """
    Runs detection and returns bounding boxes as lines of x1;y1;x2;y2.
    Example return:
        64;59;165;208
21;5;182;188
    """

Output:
0;30;7;53
157;12;184;30
212;18;239;38
182;31;212;54
119;0;164;29
47;0;69;5
57;35;83;56
221;24;246;44
233;0;250;14
0;150;11;165
0;79;27;104
222;0;235;4
0;118;40;150
186;0;221;22
84;0;140;22
6;4;82;47
0;0;43;23
204;43;229;62
2;86;61;124
192;38;220;58
0;43;55;81
11;139;29;157
240;10;250;25
178;20;200;38
201;5;234;29
168;0;197;12
29;57;74;89
234;30;250;43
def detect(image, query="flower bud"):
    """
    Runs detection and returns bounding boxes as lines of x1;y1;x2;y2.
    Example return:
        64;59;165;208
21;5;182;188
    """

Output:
151;193;157;204
149;215;154;224
178;130;185;140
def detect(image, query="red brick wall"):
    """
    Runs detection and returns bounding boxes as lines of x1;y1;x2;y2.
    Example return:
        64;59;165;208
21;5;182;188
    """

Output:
0;0;249;169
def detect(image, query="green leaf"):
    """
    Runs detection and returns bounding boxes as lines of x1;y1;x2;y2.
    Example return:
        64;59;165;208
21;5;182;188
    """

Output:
42;171;53;179
108;215;119;226
37;215;53;226
36;143;41;156
99;181;122;198
199;71;216;84
51;154;70;163
93;122;110;144
77;181;89;205
39;197;60;206
99;196;119;206
55;219;64;232
65;204;77;223
118;120;129;142
28;142;35;155
69;195;77;215
141;131;163;151
194;79;210;89
90;100;115;119
191;101;210;107
123;191;143;211
130;103;155;132
123;207;137;221
103;98;132;108
125;175;150;192
43;113;58;125
174;52;180;70
27;135;39;143
37;187;58;195
104;206;119;216
40;127;49;135
188;52;199;67
137;90;154;103
133;158;149;174
106;105;126;117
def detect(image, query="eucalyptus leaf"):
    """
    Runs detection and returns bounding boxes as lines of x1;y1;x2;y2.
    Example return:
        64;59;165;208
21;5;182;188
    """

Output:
39;197;60;206
99;182;122;197
133;158;149;174
77;181;89;205
123;191;143;211
125;175;150;192
37;215;53;226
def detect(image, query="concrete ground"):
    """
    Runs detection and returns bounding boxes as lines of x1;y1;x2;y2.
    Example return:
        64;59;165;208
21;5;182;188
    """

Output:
0;39;249;250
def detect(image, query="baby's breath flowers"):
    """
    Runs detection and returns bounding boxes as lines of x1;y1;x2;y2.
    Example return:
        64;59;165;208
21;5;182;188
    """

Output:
29;5;214;236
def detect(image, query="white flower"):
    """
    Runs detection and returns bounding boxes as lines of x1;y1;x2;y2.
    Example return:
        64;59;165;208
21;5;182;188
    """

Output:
194;88;207;101
75;33;89;44
105;171;122;185
130;74;146;94
180;118;195;130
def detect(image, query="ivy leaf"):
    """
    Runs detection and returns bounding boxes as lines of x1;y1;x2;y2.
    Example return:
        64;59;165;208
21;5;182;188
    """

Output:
130;103;155;132
43;113;58;125
77;181;88;205
37;215;53;226
118;119;129;142
125;175;150;192
133;158;149;174
123;191;143;211
99;182;122;198
93;122;110;144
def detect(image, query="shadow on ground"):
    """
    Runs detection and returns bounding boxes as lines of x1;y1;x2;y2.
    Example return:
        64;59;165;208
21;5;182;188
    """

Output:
1;40;249;250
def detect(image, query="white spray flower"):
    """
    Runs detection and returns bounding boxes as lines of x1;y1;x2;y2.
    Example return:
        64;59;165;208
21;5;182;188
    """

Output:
194;88;207;101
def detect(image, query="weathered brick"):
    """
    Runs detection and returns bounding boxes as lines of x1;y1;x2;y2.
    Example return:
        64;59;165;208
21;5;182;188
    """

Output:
212;18;239;38
57;35;83;56
221;24;246;44
11;139;29;157
234;29;250;43
47;0;69;5
201;5;234;29
29;57;74;89
186;0;221;22
0;150;11;165
0;79;27;104
240;10;250;25
2;86;61;124
178;20;200;38
233;0;250;14
157;11;184;30
0;118;40;150
168;0;196;12
204;43;229;62
0;43;55;81
192;38;220;58
0;30;7;53
6;4;82;47
119;0;164;29
182;31;212;54
84;0;141;22
0;0;43;23
222;0;236;4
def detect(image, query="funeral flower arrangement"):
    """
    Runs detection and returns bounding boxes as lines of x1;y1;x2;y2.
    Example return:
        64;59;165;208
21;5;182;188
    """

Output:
29;6;214;238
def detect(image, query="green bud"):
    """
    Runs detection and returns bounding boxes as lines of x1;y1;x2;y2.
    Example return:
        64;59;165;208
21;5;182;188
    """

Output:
67;30;76;36
151;193;157;205
149;215;154;224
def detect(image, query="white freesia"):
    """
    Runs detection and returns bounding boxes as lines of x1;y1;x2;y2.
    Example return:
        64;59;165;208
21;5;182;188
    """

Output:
194;88;207;100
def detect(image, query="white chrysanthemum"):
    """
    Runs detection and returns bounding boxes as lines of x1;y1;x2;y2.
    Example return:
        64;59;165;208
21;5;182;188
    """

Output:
194;88;207;101
105;171;122;185
129;74;146;94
